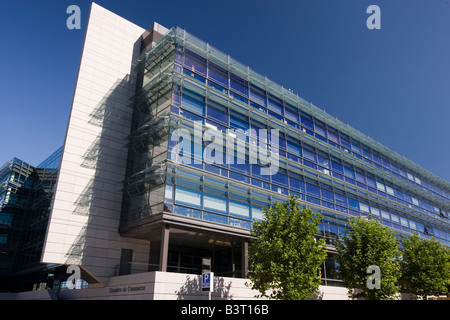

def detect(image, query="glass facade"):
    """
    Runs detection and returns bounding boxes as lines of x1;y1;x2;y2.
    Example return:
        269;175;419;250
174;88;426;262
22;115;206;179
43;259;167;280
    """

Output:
118;27;450;282
0;148;61;279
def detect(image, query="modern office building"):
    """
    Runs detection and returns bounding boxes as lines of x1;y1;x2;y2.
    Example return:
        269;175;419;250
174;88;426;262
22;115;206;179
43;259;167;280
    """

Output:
0;148;61;291
2;2;449;299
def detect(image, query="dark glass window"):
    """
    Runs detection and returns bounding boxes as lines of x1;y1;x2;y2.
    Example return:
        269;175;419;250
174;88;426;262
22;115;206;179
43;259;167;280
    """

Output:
230;73;248;97
303;145;317;163
206;100;228;126
301;112;314;131
181;89;205;116
208;62;228;87
230;110;249;131
331;159;344;174
306;181;321;197
184;49;207;75
268;94;284;116
285;104;299;124
249;84;266;107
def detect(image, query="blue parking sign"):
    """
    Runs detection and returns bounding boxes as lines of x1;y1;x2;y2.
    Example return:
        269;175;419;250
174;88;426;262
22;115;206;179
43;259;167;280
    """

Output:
202;272;214;292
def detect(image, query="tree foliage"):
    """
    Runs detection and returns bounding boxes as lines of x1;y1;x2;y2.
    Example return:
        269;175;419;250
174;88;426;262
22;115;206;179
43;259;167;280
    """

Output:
336;217;401;300
247;196;327;300
400;233;450;299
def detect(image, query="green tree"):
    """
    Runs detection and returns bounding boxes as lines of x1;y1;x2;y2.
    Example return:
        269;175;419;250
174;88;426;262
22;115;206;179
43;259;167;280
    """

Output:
400;233;450;299
247;196;327;300
336;217;401;300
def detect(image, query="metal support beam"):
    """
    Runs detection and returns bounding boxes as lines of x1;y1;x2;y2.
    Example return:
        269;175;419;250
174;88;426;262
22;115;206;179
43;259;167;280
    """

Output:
242;239;248;277
159;224;170;272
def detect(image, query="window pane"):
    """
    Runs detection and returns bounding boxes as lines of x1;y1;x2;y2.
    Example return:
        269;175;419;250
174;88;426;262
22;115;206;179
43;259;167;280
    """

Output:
175;186;202;208
305;182;320;197
335;193;347;207
207;100;228;126
314;121;326;137
289;177;305;193
348;198;360;210
301;112;314;130
182;89;205;116
252;206;263;220
340;134;351;150
208;62;228;87
343;166;355;179
331;160;344;174
230;110;249;131
230;200;250;218
321;188;334;202
327;128;339;144
230;73;248;97
303;146;316;163
370;206;380;216
204;192;227;214
184;49;207;75
360;202;370;213
268;95;284;115
287;139;302;156
285;105;299;123
249;84;266;107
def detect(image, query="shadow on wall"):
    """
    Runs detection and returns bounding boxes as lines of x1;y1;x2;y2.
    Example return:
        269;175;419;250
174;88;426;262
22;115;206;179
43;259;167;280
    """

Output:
176;275;233;300
64;74;136;269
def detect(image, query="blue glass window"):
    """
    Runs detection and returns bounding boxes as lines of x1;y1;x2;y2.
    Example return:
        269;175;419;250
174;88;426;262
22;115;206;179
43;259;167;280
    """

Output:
230;110;249;131
230;73;248;97
252;206;264;220
305;181;321;198
321;187;335;203
303;146;317;163
362;146;372;160
207;100;228;126
287;139;302;156
208;80;228;94
335;193;348;207
300;112;314;131
272;169;288;187
268;94;284;116
181;89;205;116
348;198;360;210
314;120;326;137
204;190;228;214
229;199;250;218
208;62;228;87
340;134;351;150
343;165;355;179
184;49;207;75
351;140;362;155
175;186;202;208
317;152;330;169
331;159;344;174
327;128;339;144
285;104;299;124
289;176;305;193
249;84;266;107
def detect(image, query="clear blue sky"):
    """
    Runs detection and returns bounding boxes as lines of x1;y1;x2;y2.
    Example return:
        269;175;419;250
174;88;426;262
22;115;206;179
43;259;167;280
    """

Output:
0;0;449;182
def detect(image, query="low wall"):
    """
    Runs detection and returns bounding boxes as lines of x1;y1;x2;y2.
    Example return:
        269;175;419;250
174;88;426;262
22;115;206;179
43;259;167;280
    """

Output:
1;271;349;300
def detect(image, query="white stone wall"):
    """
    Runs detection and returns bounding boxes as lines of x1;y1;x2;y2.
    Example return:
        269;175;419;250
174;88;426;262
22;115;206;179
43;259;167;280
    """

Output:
56;271;349;300
41;2;149;283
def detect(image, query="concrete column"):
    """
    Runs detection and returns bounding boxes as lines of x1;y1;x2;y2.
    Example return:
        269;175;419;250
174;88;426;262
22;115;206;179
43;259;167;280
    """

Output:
159;224;170;272
242;239;248;277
